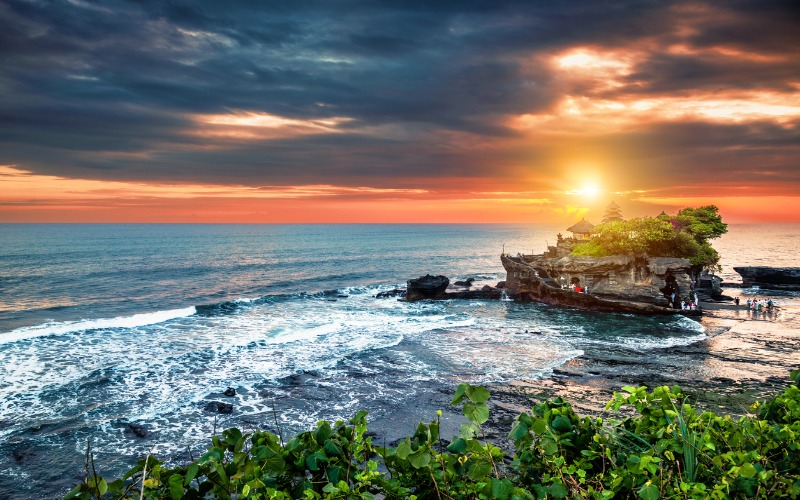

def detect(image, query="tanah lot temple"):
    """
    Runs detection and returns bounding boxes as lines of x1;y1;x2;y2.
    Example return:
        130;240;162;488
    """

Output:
501;201;702;315
549;201;623;258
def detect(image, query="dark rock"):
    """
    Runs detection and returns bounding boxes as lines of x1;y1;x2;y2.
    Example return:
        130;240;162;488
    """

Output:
376;288;406;299
481;285;493;291
126;422;148;438
453;277;476;287
205;401;234;414
696;270;724;299
496;281;506;288
224;387;236;397
444;288;502;300
734;266;800;290
406;274;449;301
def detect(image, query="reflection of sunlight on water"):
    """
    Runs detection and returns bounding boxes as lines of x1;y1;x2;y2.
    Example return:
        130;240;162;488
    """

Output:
698;291;800;387
713;223;800;282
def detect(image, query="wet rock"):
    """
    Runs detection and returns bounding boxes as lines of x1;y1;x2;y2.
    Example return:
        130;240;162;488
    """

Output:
406;274;449;301
444;288;502;300
376;288;406;299
453;277;476;287
205;401;234;414
126;422;148;438
495;281;506;288
224;387;236;397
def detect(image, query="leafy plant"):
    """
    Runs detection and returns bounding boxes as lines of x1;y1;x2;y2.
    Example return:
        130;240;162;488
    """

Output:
66;371;800;499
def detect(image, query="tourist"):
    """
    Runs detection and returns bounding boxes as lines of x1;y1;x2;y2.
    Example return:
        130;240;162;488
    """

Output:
767;298;774;311
746;298;752;309
734;297;740;306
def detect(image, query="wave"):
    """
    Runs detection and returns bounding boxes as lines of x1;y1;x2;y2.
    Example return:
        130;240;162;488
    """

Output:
0;284;402;342
0;307;197;344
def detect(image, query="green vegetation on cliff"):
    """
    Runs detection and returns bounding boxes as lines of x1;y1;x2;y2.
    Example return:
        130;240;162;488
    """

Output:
67;370;800;499
571;206;727;269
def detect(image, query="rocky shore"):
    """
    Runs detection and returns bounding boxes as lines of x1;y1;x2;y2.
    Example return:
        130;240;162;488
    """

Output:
479;289;799;444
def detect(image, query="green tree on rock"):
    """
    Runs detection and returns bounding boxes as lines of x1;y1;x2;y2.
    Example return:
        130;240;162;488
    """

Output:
572;205;727;270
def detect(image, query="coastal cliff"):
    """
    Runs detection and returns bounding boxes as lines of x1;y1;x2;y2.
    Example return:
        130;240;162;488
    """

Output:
502;253;699;315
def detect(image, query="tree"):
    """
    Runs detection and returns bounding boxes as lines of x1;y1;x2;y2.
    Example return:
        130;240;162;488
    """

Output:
571;206;727;270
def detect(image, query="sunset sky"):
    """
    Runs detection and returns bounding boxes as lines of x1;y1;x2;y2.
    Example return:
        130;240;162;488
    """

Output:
1;0;798;223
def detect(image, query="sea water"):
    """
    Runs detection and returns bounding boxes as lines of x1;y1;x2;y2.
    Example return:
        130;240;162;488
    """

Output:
0;223;798;498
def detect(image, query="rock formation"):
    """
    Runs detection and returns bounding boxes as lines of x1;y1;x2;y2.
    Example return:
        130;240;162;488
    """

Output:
502;254;699;315
204;401;234;414
406;274;449;301
734;267;800;290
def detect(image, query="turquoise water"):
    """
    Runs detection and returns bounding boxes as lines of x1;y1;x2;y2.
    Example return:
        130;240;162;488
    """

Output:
0;223;797;498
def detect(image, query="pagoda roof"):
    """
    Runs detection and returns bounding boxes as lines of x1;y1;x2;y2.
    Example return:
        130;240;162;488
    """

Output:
567;218;595;233
606;200;621;209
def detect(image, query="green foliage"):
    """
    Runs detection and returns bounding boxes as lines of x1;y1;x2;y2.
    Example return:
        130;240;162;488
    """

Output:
572;205;728;269
67;373;800;499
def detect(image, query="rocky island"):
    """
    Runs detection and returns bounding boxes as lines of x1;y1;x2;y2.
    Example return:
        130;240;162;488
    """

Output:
501;204;729;315
398;205;730;316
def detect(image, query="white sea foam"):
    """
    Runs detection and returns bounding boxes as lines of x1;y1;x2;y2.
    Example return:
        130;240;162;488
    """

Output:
672;315;706;333
616;331;708;350
0;306;197;344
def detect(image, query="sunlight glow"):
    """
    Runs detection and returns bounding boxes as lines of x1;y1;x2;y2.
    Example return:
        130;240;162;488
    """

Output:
566;184;602;198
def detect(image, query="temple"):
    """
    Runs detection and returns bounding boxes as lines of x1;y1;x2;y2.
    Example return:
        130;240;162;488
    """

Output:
504;202;701;315
601;201;623;223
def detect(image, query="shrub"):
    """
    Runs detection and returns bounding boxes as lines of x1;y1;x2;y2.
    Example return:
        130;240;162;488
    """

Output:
66;371;800;499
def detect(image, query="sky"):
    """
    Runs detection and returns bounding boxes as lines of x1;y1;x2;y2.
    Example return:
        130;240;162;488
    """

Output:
1;0;799;223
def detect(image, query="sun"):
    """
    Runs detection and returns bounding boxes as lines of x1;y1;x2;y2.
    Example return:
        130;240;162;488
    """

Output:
566;184;602;198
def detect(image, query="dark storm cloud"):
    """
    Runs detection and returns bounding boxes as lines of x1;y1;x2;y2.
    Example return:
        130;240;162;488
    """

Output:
0;0;798;187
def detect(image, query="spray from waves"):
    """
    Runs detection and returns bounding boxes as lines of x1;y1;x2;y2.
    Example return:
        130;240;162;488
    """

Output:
0;307;197;343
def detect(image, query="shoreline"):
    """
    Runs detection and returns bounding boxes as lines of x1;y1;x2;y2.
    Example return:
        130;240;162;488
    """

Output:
479;288;798;442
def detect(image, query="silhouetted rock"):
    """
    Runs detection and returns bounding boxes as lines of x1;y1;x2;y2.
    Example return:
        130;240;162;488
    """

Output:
376;288;406;299
734;267;800;290
205;401;233;414
453;277;476;287
126;422;147;438
224;387;236;397
445;288;502;300
406;275;449;301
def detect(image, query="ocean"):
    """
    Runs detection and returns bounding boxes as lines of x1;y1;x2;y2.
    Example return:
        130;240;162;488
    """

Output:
1;223;798;498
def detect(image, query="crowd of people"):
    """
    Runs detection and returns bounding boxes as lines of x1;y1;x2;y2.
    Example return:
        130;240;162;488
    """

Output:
743;297;775;312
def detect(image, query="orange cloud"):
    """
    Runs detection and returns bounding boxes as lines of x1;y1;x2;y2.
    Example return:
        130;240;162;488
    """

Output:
0;165;571;223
